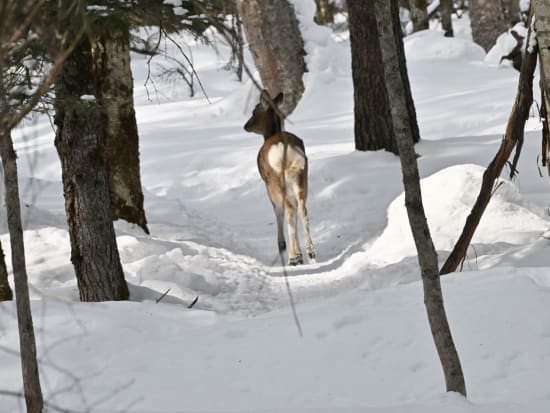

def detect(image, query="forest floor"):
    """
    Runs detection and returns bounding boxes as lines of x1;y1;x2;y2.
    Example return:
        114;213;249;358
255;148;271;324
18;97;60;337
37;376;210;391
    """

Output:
1;4;550;412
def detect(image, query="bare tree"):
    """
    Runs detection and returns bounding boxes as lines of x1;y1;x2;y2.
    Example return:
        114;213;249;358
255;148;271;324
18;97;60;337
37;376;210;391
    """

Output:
440;9;537;275
440;0;454;37
348;0;420;154
410;0;429;31
372;0;467;395
469;0;508;52
236;0;307;116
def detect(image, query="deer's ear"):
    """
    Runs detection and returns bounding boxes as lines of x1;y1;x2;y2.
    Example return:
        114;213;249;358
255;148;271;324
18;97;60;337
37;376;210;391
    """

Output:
274;92;284;106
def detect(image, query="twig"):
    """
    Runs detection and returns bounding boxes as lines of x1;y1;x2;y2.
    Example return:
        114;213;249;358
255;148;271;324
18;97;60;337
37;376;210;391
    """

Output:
155;288;171;303
187;296;199;309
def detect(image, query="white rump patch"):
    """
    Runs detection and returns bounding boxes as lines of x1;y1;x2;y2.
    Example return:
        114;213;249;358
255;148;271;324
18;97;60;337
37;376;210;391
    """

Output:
267;143;306;174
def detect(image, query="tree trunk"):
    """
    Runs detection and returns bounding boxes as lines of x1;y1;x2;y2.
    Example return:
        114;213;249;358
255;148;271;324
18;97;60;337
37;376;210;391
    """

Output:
440;11;537;275
99;31;149;234
440;0;454;37
469;0;508;52
374;0;467;396
0;125;44;411
0;241;12;301
236;0;306;116
315;0;334;25
54;38;129;302
505;0;521;25
348;0;420;154
410;0;429;32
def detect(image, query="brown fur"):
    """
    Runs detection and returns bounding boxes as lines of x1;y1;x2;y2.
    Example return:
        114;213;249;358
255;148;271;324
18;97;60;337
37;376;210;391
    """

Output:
244;91;316;265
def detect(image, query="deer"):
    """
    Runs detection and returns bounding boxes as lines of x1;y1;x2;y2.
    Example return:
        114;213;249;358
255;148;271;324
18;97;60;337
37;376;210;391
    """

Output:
244;90;316;266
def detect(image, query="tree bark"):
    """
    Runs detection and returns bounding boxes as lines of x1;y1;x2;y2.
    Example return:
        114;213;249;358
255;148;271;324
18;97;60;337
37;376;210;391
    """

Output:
0;124;44;411
374;0;467;396
440;11;537;275
440;0;454;37
0;240;12;301
315;0;334;25
410;0;429;32
236;0;306;116
505;0;522;25
469;0;508;52
55;38;129;302
99;30;149;234
348;0;420;154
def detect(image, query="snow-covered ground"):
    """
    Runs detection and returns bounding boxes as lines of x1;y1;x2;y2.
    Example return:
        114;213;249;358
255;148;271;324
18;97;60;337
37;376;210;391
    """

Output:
2;5;550;412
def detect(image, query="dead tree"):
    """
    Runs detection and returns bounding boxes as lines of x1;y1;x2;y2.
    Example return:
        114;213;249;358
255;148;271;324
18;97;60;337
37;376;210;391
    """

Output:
440;10;537;275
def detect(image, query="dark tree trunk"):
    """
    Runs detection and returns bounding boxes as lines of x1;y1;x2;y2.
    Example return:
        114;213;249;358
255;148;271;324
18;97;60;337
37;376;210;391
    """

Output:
315;0;334;25
374;0;467;396
348;0;420;154
410;0;429;32
0;125;44;411
0;240;12;301
440;0;454;37
237;0;306;116
504;0;521;25
55;38;129;302
469;0;507;52
100;30;149;234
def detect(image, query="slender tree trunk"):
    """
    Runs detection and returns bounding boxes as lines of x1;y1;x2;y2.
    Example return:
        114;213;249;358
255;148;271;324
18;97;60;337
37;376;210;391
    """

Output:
315;0;334;25
410;0;429;32
440;11;537;275
54;38;129;302
237;0;306;116
348;0;420;154
0;124;44;411
375;0;467;396
0;241;12;301
469;0;508;52
99;30;149;234
440;0;454;37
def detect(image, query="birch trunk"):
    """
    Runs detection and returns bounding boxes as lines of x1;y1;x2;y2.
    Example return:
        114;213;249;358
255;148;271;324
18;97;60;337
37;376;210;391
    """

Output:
237;0;306;116
99;31;149;234
374;0;467;396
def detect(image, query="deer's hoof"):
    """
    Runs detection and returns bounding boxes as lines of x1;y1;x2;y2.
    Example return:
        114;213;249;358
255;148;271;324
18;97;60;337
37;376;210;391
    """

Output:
307;247;317;261
278;240;287;252
288;253;303;266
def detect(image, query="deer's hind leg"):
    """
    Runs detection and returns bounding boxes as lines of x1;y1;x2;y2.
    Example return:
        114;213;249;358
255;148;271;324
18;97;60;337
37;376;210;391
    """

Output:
297;197;316;262
285;197;303;266
272;201;286;253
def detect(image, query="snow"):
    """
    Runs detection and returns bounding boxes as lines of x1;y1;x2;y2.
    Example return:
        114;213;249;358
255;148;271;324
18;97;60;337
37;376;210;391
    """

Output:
2;3;550;412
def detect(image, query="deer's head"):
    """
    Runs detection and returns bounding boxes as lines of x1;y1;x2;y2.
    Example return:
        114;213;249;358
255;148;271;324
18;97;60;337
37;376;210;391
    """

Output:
244;91;284;137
